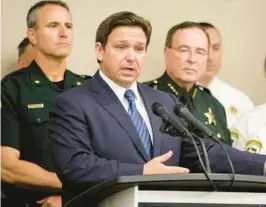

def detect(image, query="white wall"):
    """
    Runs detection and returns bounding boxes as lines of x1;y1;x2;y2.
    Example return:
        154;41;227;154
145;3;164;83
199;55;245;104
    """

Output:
1;0;266;104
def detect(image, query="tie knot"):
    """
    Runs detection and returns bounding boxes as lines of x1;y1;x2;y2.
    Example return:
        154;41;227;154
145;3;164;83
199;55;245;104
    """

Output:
124;89;135;103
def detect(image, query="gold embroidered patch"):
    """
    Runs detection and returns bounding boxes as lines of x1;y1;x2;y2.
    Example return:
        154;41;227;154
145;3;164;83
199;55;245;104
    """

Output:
246;138;262;154
192;88;198;99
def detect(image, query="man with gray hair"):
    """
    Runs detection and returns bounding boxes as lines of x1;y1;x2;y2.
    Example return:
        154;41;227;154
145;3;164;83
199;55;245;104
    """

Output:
1;1;88;206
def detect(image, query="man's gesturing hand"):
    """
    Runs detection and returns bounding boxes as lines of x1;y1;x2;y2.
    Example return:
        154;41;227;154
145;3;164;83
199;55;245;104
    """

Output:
143;151;189;175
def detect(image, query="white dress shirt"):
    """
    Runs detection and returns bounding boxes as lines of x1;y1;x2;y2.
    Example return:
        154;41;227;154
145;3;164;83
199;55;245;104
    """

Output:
99;70;154;143
208;77;254;128
232;104;266;154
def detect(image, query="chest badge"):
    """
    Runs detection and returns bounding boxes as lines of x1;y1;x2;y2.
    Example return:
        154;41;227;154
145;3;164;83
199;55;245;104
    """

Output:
204;107;216;126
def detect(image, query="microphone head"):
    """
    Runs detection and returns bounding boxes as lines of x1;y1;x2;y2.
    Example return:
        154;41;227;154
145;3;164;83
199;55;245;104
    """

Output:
173;103;188;116
151;102;165;116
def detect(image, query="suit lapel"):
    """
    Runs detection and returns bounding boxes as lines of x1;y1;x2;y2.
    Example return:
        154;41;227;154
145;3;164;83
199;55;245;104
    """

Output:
138;84;163;158
89;72;149;161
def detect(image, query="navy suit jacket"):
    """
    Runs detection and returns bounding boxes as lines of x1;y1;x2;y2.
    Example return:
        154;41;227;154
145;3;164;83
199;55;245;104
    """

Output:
48;71;266;204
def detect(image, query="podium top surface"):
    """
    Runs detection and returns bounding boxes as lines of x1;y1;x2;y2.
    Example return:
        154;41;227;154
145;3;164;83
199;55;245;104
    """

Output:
65;173;266;206
111;173;265;184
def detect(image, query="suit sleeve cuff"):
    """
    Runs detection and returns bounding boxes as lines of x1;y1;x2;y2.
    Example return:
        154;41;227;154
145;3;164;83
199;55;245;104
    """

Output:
249;154;266;175
120;164;144;176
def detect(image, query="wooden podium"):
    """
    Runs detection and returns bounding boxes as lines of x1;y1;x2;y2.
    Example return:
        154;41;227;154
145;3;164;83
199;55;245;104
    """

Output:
65;173;266;207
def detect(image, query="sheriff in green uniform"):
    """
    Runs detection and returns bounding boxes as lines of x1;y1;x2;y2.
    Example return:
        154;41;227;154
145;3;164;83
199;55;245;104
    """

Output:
145;21;231;145
145;72;231;144
1;61;90;206
1;1;92;206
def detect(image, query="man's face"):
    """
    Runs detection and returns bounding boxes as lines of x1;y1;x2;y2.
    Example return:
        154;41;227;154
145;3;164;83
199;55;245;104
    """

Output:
28;5;73;59
165;28;208;84
17;44;35;68
205;27;222;78
95;26;147;88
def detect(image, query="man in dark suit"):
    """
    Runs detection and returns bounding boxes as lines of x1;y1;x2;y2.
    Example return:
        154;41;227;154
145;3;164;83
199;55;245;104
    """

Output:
48;11;266;205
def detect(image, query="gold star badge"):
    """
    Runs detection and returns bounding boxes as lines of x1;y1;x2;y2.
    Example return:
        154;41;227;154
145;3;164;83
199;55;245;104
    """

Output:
76;81;81;85
34;80;40;84
204;108;216;125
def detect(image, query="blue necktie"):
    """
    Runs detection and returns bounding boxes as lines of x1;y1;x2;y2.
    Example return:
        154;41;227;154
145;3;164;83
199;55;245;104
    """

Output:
124;89;152;159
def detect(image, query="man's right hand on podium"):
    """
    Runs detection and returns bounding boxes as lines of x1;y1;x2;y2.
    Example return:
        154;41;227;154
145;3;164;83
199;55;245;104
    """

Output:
143;151;190;175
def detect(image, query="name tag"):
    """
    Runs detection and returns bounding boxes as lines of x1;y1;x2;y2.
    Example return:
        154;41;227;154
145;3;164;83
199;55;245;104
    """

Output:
27;103;44;109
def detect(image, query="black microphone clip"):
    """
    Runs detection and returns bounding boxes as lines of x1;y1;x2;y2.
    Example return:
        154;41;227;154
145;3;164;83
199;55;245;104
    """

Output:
152;102;189;137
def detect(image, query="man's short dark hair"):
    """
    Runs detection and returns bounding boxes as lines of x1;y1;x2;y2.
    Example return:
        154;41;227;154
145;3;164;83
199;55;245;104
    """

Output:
95;11;152;49
198;22;216;30
18;37;30;57
165;21;210;48
27;0;69;28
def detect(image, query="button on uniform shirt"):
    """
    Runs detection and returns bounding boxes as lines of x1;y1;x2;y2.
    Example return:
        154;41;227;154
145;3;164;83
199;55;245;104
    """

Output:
1;60;89;205
231;103;266;154
144;72;231;145
99;70;153;143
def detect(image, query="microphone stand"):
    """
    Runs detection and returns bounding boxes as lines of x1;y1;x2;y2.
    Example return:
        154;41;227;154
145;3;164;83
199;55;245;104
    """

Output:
173;104;235;189
192;129;235;189
159;122;217;191
190;132;212;173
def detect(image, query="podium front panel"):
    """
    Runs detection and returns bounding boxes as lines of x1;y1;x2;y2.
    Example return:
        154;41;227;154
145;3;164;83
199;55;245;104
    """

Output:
138;190;266;205
139;204;266;207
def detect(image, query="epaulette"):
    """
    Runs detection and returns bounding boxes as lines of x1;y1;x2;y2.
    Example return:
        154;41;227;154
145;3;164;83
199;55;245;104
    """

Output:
1;68;28;84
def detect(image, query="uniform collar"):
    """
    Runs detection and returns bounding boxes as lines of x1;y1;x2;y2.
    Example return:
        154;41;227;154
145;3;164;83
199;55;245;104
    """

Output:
28;60;82;89
159;72;198;98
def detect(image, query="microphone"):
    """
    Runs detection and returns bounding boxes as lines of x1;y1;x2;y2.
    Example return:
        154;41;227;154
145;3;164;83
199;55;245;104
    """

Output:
152;102;189;136
152;102;216;187
174;103;220;143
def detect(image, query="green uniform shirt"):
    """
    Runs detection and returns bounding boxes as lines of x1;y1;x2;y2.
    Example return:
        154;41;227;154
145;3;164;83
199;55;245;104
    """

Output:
145;72;232;145
1;61;90;205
